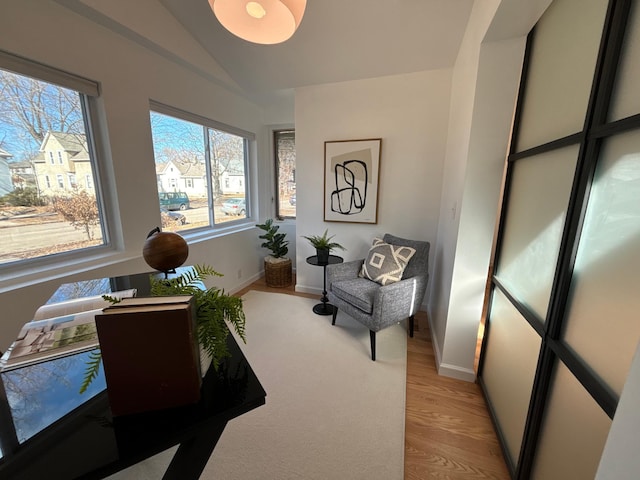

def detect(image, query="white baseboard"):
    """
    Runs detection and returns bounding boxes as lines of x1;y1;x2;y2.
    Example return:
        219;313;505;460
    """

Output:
426;309;476;383
230;272;262;295
295;285;322;295
437;362;477;382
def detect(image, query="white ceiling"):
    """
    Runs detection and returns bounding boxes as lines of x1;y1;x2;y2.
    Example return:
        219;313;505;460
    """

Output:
64;0;474;105
160;0;474;98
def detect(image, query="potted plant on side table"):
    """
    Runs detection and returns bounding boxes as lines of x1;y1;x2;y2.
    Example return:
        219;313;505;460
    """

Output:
257;218;292;287
302;229;346;264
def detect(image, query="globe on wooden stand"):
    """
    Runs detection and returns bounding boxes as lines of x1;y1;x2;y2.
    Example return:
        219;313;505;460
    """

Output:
143;227;189;277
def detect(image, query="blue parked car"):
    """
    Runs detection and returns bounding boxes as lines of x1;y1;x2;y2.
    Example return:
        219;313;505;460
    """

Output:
159;192;190;211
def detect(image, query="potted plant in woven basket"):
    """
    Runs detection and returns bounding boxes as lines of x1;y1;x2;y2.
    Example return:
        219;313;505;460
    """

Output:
257;218;292;287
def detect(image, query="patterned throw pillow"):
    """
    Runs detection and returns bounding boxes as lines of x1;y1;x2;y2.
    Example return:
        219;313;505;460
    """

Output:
359;238;416;286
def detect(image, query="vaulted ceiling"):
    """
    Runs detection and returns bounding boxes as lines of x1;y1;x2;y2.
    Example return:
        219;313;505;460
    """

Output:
160;0;474;92
63;0;475;105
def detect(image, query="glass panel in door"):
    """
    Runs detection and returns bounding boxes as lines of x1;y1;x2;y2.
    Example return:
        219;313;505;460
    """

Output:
562;129;640;396
494;146;578;321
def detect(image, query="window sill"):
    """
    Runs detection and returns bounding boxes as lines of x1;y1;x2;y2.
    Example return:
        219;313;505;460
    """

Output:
179;220;256;244
0;222;257;293
0;246;138;294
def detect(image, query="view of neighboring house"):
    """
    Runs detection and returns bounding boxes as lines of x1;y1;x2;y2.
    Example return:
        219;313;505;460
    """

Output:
156;160;245;196
0;148;12;196
156;159;206;196
32;131;95;197
8;160;35;190
221;168;245;195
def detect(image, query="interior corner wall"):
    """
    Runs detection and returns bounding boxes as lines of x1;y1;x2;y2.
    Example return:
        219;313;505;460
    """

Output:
293;71;451;299
430;0;502;380
431;0;553;381
439;37;526;380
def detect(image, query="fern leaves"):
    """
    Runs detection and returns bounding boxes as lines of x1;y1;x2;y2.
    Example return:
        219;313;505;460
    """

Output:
150;264;246;369
79;348;102;394
80;264;245;393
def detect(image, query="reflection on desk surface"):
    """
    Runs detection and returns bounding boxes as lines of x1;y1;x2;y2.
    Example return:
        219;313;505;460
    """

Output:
0;270;169;453
0;269;266;480
1;350;106;443
0;273;150;460
0;271;164;444
0;331;264;480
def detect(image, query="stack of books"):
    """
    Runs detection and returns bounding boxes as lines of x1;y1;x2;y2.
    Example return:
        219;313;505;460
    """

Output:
1;292;205;417
95;295;202;416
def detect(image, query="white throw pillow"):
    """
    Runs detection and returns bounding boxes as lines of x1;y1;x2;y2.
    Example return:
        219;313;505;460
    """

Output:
359;238;416;286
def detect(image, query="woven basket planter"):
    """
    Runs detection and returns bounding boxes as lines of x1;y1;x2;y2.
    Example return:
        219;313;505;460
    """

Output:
264;257;292;288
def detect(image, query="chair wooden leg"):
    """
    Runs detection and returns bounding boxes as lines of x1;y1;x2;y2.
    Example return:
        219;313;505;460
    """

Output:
409;315;414;338
370;330;376;361
331;307;338;325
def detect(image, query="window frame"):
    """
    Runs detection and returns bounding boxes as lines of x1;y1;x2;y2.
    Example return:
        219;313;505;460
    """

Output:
274;128;296;220
0;49;112;279
149;100;255;233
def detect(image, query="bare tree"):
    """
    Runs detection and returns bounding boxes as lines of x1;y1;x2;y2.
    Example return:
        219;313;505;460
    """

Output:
149;111;245;199
52;190;100;240
149;112;204;164
0;70;83;159
209;129;244;197
276;131;296;198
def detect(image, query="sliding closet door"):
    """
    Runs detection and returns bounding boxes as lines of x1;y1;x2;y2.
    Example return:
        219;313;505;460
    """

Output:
478;0;640;478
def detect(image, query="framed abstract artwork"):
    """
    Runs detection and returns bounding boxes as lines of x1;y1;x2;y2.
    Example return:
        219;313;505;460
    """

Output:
324;138;381;224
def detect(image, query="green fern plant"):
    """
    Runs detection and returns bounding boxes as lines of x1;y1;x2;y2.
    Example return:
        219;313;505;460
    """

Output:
80;264;246;393
302;229;345;252
79;349;103;394
149;264;246;369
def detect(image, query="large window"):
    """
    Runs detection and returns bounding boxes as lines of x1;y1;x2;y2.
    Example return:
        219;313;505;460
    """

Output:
149;103;252;232
0;51;106;266
275;130;296;219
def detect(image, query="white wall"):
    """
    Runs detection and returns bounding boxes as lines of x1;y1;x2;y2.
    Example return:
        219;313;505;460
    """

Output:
0;0;269;351
430;0;505;380
597;341;640;479
430;0;552;381
294;71;451;297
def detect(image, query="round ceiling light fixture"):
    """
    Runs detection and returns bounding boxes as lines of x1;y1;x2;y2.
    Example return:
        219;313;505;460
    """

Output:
209;0;306;45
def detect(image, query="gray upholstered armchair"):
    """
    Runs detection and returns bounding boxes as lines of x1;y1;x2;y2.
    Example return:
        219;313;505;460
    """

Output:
326;234;430;361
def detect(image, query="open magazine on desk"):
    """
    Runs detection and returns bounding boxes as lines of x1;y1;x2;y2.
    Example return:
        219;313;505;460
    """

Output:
0;289;136;371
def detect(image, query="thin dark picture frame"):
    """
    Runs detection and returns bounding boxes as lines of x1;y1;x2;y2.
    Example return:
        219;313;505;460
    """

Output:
323;138;381;224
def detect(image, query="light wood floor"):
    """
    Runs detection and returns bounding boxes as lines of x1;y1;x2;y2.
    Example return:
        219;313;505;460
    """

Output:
236;276;510;480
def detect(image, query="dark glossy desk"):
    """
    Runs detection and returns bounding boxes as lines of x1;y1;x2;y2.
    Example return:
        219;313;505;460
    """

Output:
0;271;266;480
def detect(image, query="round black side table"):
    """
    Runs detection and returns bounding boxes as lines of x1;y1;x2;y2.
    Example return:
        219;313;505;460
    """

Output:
306;254;343;315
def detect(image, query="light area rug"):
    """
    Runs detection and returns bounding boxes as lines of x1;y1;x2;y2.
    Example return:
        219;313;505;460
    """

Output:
108;290;407;480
